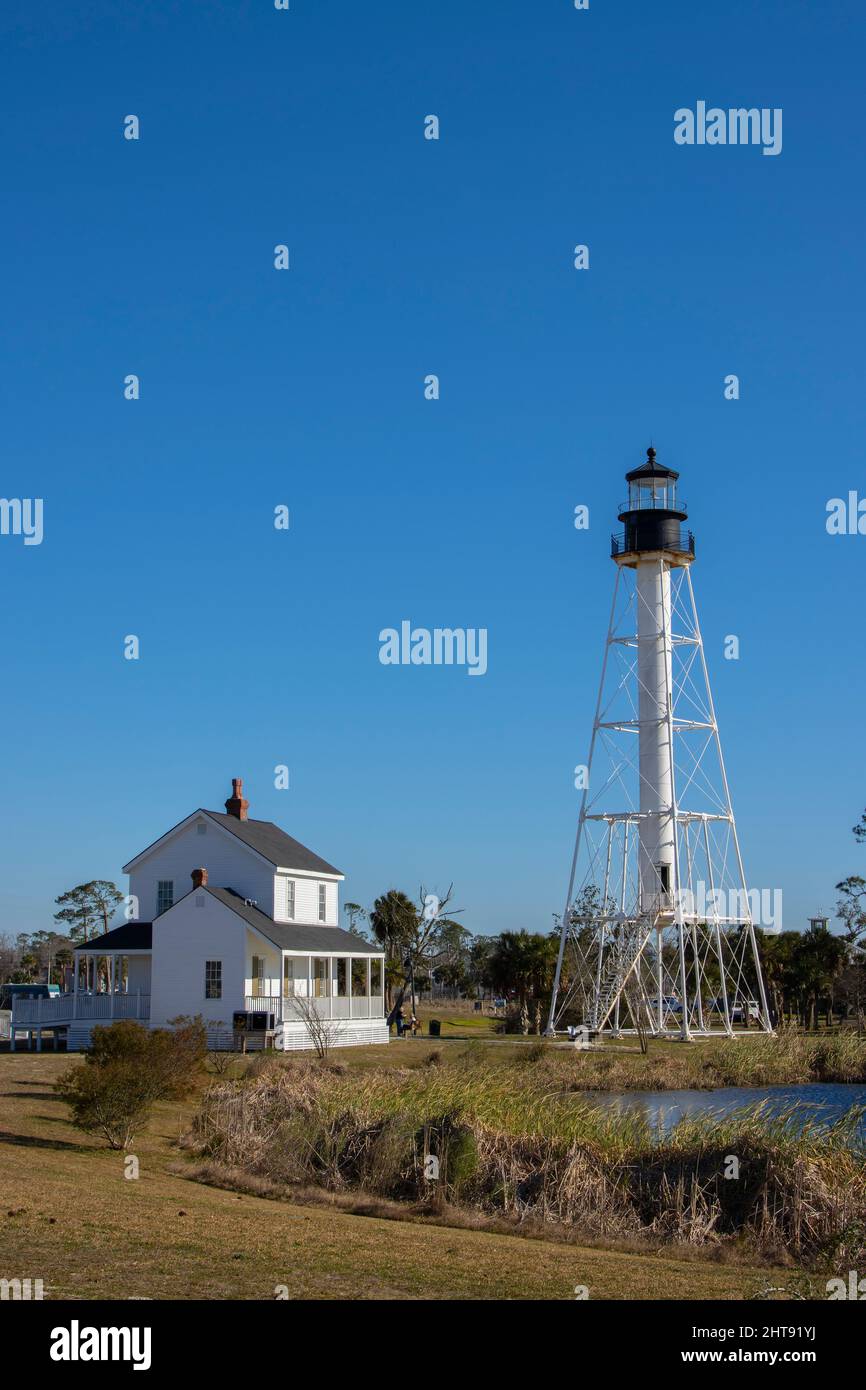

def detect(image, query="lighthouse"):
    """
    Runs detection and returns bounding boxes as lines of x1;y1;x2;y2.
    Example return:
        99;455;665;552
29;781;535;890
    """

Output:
625;448;686;917
547;448;772;1039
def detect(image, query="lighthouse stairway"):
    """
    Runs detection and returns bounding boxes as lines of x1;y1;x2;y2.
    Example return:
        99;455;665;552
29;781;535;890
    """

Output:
588;903;669;1033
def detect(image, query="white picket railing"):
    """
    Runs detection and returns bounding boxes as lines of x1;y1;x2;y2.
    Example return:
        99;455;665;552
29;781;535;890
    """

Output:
11;993;151;1026
244;994;385;1022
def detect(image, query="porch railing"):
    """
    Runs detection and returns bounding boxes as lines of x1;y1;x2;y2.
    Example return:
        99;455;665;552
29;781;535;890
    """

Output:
11;992;151;1026
244;994;385;1022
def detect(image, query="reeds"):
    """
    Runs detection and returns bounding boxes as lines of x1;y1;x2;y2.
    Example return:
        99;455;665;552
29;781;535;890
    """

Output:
188;1057;866;1266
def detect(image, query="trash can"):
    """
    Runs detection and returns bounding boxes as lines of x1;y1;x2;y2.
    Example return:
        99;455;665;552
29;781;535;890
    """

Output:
428;1019;441;1037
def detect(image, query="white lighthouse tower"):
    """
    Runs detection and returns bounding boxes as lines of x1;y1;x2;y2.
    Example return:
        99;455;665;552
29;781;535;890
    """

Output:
547;449;772;1039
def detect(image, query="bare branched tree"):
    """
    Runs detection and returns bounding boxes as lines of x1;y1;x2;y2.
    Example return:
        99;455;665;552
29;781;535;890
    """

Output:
387;885;465;1024
287;993;341;1060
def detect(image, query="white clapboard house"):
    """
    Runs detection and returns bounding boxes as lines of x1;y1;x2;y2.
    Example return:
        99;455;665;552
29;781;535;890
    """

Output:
11;779;387;1051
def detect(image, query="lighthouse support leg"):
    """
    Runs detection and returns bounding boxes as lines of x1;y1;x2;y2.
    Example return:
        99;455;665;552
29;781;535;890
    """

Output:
547;569;621;1035
687;569;773;1034
594;820;614;1028
683;823;705;1032
703;814;733;1036
659;559;692;1041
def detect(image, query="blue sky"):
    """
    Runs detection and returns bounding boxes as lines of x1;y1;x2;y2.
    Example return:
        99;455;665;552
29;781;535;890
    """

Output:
1;0;864;940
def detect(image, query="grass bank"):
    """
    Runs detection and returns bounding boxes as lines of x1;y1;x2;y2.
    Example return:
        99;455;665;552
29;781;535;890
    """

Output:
0;1053;796;1300
189;1054;866;1269
568;1029;866;1091
334;1029;866;1090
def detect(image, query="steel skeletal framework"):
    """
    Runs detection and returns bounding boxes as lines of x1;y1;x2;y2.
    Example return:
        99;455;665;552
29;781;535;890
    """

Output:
547;450;772;1039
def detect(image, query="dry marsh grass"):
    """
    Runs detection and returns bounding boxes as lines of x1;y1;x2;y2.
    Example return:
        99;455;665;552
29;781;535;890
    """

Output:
576;1030;866;1092
0;1053;789;1300
305;1027;866;1090
189;1055;866;1269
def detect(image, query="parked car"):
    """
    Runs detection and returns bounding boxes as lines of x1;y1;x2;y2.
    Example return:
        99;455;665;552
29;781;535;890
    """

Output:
648;996;682;1014
706;997;761;1023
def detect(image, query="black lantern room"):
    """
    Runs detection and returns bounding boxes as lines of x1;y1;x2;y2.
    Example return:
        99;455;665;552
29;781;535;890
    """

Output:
612;447;695;559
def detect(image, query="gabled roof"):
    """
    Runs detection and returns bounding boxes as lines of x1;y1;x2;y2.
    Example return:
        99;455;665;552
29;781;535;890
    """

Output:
207;887;380;955
123;809;343;876
74;922;153;954
202;811;343;876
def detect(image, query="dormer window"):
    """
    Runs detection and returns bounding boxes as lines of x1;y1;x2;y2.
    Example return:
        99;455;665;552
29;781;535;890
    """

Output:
318;883;327;922
285;880;296;919
157;881;174;914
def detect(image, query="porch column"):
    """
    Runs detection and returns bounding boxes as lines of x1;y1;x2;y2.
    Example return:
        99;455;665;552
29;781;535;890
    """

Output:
73;958;79;1020
367;958;372;1019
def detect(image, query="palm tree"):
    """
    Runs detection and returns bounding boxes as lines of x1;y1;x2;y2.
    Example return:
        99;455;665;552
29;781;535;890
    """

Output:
486;931;558;1009
369;890;417;1008
755;928;797;1026
791;920;846;1029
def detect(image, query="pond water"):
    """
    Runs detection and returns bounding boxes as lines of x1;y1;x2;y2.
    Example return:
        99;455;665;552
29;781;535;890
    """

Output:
581;1083;866;1137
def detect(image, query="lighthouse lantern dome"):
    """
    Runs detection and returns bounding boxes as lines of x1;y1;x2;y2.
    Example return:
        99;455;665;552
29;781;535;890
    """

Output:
614;446;694;561
625;447;681;512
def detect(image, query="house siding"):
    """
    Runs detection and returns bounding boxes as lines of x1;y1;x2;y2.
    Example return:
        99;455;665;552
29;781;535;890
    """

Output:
149;893;247;1028
129;817;274;923
126;956;151;993
245;928;282;997
274;874;338;925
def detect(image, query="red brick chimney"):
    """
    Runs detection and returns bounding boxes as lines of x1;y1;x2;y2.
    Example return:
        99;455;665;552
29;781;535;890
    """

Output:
224;777;249;821
191;867;208;889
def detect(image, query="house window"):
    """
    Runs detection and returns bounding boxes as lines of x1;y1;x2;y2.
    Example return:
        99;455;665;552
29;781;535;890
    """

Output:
371;959;383;997
285;880;296;919
351;958;368;997
318;883;327;922
312;957;329;998
205;961;222;1000
335;958;348;998
251;955;265;998
197;821;207;835
283;958;296;997
157;881;174;914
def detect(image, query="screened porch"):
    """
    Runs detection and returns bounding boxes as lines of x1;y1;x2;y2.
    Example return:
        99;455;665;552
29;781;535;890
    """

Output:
245;952;385;1021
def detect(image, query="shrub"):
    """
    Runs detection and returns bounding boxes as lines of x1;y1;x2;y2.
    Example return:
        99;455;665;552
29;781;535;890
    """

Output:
56;1059;155;1149
84;1015;207;1098
55;1015;208;1148
150;1015;209;1098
